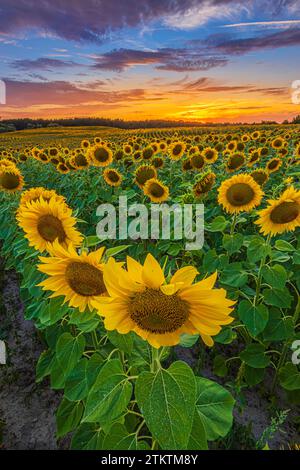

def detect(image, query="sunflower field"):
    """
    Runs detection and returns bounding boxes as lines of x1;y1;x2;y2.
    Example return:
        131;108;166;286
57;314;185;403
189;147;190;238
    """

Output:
0;124;299;450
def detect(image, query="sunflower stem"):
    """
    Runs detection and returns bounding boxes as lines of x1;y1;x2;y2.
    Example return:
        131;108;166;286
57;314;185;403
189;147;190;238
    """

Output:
230;213;238;235
254;234;271;307
151;347;161;373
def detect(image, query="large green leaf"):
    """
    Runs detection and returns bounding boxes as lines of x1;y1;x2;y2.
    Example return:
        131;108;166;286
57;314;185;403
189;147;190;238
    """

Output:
102;423;138;450
65;358;89;401
56;332;86;382
56;398;83;438
83;359;132;423
187;412;208;450
263;288;293;308
107;331;134;354
263;309;294;341
135;361;197;450
279;363;300;391
240;344;270;368
195;377;235;441
238;300;269;337
71;423;104;450
261;265;287;290
222;233;243;255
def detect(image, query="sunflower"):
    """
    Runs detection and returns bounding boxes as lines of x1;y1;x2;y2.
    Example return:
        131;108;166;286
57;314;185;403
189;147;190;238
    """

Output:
266;157;282;173
193;172;216;198
71;153;89;169
123;144;133;156
203;147;218;163
259;146;269;157
143;178;169;203
247;150;260;166
169;141;186;160
89;145;113;167
17;196;83;252
0;158;16;170
190;153;205;170
38;241;107;312
134;165;157;189
81;139;90;150
182;158;193;171
255;186;300;236
271;137;285;150
250;169;269;186
218;173;263;214
226;141;237;153
19;187;66;208
96;255;235;348
103;168;122;187
152;156;164;169
0;167;24;193
57;162;69;174
226;152;245;172
251;131;260;140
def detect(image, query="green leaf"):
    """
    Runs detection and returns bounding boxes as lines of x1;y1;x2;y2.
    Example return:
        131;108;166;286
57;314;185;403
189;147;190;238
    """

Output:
263;288;293;308
261;265;287;290
36;349;54;382
69;309;100;332
208;216;229;233
86;353;104;388
274;240;294;252
240;344;270;368
221;265;248;288
65;359;89;401
203;249;219;273
238;300;269;337
247;237;271;263
83;359;132;423
293;251;300;264
105;245;131;259
71;423;104;450
214;328;237;344
195;377;235;441
84;235;102;248
244;365;265;386
187;412;208;450
56;333;86;381
107;331;134;354
102;423;138;450
213;355;228;377
222;233;243;255
135;361;197;450
279;363;300;391
263;309;294;341
179;333;199;348
56;398;83;438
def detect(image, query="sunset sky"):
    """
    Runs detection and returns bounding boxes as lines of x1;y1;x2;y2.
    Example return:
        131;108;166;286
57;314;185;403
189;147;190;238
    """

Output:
1;0;300;123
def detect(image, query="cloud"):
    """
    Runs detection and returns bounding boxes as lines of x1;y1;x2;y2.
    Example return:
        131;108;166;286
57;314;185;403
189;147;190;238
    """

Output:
222;20;300;29
0;0;237;43
203;27;300;55
92;48;228;72
11;57;80;71
3;79;150;107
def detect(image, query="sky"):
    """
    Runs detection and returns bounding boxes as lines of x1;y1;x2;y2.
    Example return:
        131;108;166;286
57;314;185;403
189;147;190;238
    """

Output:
1;0;300;123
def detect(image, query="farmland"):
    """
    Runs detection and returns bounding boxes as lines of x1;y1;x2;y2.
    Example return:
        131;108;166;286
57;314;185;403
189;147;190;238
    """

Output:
0;124;299;450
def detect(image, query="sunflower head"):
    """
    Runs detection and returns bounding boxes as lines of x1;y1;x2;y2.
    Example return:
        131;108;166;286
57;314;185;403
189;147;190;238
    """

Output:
169;141;186;160
193;172;216;198
38;240;107;312
248;150;260;166
255;186;300;236
182;158;193;172
152;156;164;169
17;196;83;252
203;147;218;163
96;254;234;348
103;168;122;187
250;169;269;186
134;165;157;189
218;173;263;214
190;153;205;170
0;167;24;193
266;157;282;173
71;153;89;169
226;152;245;172
89;145;113;167
143;178;169;203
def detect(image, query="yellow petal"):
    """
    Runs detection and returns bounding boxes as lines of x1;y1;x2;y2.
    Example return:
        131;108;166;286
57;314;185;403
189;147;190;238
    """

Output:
170;266;198;287
142;253;165;289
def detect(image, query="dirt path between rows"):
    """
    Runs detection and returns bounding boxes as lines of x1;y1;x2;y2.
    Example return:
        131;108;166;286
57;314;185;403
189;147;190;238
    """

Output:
0;261;62;450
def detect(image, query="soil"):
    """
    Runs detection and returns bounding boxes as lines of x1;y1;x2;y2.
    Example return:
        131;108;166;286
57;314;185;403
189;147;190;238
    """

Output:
0;262;63;450
0;259;298;450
